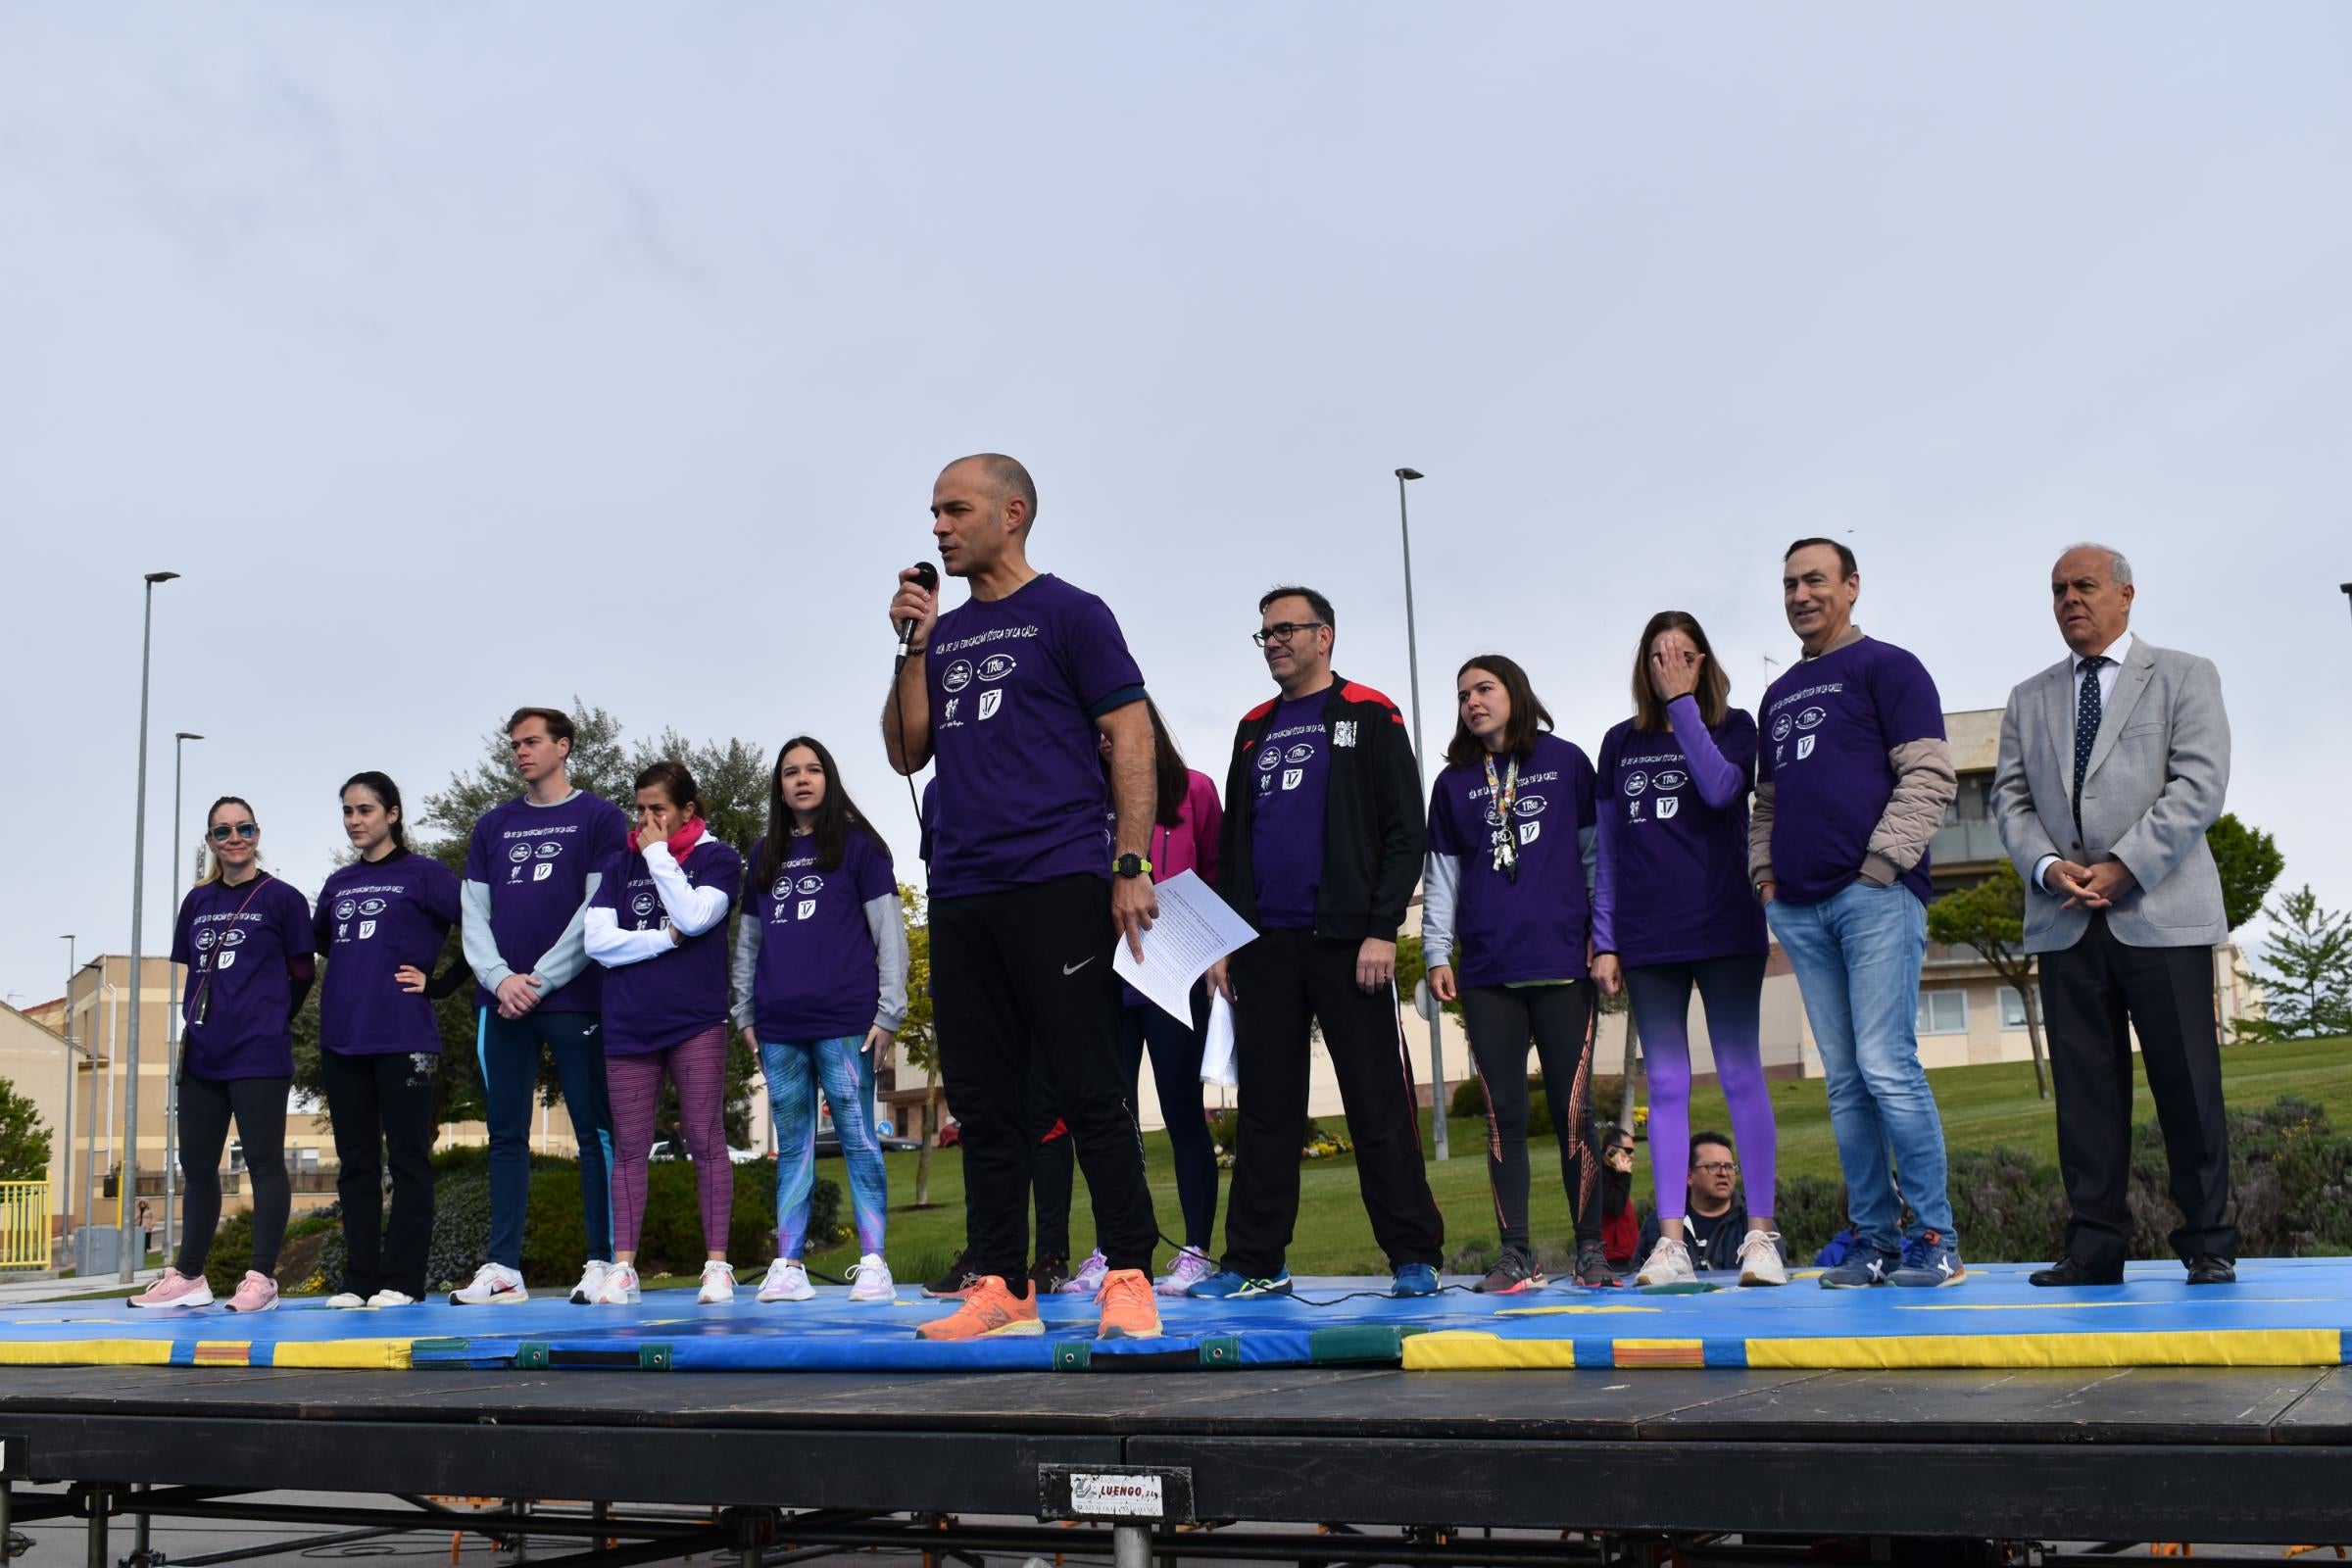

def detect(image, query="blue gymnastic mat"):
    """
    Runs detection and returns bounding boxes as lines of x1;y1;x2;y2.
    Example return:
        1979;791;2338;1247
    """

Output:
2;1260;2346;1372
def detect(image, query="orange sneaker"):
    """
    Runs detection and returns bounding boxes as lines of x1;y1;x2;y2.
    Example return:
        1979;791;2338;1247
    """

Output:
1095;1267;1162;1340
912;1274;1043;1341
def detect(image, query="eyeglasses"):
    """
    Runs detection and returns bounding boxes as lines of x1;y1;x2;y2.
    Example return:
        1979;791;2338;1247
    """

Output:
209;822;259;842
1252;620;1327;648
1605;1145;1636;1159
1692;1160;1739;1175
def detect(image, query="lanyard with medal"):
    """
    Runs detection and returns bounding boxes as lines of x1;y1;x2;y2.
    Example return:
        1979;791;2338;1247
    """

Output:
1483;752;1520;883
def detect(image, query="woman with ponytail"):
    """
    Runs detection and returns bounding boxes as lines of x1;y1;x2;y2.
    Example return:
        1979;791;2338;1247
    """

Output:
583;759;744;1304
314;772;466;1308
130;797;316;1313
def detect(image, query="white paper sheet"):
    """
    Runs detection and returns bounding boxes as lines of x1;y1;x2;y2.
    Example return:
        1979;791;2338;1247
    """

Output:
1200;991;1238;1088
1109;868;1257;1025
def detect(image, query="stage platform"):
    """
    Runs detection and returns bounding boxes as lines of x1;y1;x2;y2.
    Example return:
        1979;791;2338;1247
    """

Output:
3;1359;2351;1546
4;1258;2348;1374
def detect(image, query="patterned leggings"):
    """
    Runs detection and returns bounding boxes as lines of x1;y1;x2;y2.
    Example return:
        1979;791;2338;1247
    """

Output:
606;1025;733;1256
761;1036;888;1260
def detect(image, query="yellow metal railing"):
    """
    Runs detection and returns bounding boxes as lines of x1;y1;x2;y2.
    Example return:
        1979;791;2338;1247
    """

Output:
0;1179;53;1269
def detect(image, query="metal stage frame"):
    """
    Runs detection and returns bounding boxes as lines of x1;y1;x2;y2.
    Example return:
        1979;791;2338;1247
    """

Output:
5;1364;2351;1565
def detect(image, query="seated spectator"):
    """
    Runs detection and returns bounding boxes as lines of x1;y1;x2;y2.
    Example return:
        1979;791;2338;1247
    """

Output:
1634;1132;1788;1278
1600;1125;1641;1269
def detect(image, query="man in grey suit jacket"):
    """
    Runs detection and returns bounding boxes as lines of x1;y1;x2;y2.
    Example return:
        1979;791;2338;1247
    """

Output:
1991;543;2235;1287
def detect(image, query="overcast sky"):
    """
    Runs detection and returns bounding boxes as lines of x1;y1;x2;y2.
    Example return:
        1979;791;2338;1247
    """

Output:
5;4;2347;1005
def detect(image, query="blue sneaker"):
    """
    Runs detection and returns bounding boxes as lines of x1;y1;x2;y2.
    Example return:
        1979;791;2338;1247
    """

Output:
1186;1268;1294;1299
1888;1229;1966;1288
1818;1246;1901;1289
1390;1262;1441;1298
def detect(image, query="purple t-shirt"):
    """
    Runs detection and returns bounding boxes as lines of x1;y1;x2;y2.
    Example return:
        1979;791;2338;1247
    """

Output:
171;874;316;1080
923;574;1145;898
1249;693;1332;930
1427;732;1598;986
315;851;463;1055
464;790;630;1012
589;839;744;1055
1757;636;1945;906
744;830;898;1042
1595;710;1770;966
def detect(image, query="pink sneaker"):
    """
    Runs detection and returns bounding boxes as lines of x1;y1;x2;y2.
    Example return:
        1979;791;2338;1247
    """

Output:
1156;1247;1217;1298
127;1268;215;1310
223;1271;278;1313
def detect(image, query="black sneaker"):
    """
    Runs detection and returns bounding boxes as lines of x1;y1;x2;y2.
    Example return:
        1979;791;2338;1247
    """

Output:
922;1250;983;1299
1475;1250;1545;1295
1573;1240;1621;1289
1029;1255;1071;1296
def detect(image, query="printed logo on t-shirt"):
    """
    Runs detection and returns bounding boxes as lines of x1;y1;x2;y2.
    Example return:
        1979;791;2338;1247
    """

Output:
532;862;553;882
1282;767;1304;790
978;690;1004;721
1334;720;1357;748
1284;743;1314;763
334;899;359;920
1796;734;1817;760
196;928;218;951
509;843;533;863
1657;796;1681;820
218;950;236;969
797;899;816;920
1654;770;1688;792
630;891;658;918
797;875;824;895
1624;770;1650;797
942;698;960;725
1257;746;1282;772
977;653;1017;682
358;919;377;939
943;660;975;692
1796;706;1827;730
535;842;563;859
1771;714;1794;743
222;929;247;948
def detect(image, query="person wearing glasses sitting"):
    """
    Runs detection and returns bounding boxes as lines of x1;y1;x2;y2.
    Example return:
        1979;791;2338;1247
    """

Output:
1191;586;1446;1300
1598;1125;1642;1270
1634;1133;1787;1276
129;797;317;1313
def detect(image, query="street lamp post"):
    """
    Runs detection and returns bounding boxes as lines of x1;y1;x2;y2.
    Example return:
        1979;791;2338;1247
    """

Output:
120;569;178;1281
165;731;203;1265
1393;467;1447;1161
60;935;75;1270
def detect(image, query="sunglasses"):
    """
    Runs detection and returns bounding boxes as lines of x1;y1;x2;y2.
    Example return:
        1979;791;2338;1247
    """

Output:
1252;620;1328;648
210;822;259;842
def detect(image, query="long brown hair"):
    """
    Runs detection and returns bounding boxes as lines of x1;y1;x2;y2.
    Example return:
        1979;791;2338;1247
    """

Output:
1102;696;1191;828
1630;612;1731;732
1444;655;1552;769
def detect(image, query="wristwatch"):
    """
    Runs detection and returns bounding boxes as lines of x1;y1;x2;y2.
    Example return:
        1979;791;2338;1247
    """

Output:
1113;853;1153;879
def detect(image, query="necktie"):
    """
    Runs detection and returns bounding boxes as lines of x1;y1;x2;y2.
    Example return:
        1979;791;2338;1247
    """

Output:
2071;655;2109;833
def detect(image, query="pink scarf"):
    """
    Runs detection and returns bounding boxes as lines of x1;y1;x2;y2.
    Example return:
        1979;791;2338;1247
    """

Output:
628;814;707;861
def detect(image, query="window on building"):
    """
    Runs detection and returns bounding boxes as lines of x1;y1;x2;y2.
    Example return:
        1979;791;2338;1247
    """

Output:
1916;989;1968;1035
1997;986;2029;1029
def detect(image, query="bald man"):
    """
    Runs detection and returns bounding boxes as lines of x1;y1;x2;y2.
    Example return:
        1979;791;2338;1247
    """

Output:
1992;543;2235;1287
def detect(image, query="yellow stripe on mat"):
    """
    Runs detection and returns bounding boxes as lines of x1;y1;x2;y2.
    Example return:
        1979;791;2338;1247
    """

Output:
1745;1329;2342;1370
0;1340;175;1367
1402;1331;1581;1369
272;1339;416;1370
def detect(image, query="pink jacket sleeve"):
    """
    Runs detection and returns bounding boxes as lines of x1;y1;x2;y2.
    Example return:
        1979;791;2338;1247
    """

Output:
1186;770;1224;890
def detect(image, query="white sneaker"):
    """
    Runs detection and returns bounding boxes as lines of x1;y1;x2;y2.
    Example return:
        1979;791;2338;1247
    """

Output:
1737;1230;1789;1287
366;1290;418;1308
569;1258;612;1305
326;1292;368;1309
448;1262;528;1305
698;1262;737;1304
758;1258;815;1302
1059;1248;1109;1295
592;1262;641;1305
1635;1235;1697;1287
846;1253;896;1302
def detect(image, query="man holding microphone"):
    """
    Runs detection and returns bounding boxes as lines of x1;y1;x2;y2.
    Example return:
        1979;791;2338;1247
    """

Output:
883;453;1165;1342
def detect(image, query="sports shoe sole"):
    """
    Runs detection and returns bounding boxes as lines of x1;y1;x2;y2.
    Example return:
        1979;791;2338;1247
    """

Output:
1098;1320;1162;1340
1477;1276;1546;1295
223;1298;278;1313
449;1291;531;1305
126;1297;215;1311
1889;1268;1968;1289
915;1317;1045;1341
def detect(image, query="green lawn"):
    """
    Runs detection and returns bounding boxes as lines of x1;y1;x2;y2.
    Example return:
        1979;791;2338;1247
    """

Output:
796;1035;2352;1281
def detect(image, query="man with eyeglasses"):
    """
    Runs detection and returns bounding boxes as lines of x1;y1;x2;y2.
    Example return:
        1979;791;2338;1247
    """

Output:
1635;1134;1783;1274
1191;586;1445;1300
452;706;628;1306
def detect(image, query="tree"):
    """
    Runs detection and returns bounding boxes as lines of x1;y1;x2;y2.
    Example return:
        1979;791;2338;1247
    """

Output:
1926;860;2049;1100
2235;884;2352;1041
2207;813;2285;1033
0;1074;50;1181
896;883;945;1206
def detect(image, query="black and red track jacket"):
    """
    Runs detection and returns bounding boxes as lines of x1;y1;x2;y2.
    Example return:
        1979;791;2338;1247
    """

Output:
1214;674;1428;945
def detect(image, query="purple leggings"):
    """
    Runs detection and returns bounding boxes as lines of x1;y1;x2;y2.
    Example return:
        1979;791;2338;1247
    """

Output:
607;1024;733;1255
1625;954;1775;1220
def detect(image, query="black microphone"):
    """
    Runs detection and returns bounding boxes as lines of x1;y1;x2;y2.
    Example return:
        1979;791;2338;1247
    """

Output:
897;561;939;662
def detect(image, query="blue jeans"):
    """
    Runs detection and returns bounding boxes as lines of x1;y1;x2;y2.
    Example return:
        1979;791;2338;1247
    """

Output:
1766;881;1953;1251
477;1008;612;1270
760;1037;887;1259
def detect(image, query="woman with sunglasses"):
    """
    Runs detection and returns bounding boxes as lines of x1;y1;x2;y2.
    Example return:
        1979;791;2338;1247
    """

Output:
314;772;464;1309
583;759;745;1305
1423;654;1608;1292
1592;612;1781;1287
129;798;317;1312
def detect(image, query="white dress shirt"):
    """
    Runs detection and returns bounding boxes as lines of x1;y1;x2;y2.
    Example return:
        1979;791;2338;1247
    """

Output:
2033;629;2135;893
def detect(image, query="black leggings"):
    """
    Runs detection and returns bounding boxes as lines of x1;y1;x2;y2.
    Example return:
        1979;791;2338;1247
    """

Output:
319;1049;439;1299
1119;993;1217;1251
174;1071;291;1277
1461;981;1599;1254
